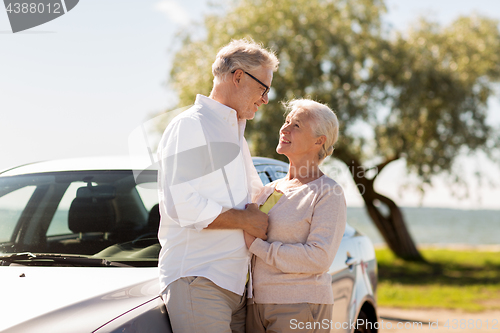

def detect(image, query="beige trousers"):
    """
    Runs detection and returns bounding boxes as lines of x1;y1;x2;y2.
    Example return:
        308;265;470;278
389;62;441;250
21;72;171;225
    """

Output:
246;303;334;333
161;276;246;333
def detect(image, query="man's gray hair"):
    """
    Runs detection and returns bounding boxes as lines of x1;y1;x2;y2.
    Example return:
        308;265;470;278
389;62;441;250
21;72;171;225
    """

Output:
284;99;339;163
212;39;279;83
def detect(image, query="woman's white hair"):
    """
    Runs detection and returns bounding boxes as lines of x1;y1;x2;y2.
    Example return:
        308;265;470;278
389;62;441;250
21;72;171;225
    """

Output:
283;99;339;163
212;38;279;83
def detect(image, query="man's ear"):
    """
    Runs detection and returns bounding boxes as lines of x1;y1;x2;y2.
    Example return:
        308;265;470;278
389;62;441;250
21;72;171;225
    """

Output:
232;69;243;86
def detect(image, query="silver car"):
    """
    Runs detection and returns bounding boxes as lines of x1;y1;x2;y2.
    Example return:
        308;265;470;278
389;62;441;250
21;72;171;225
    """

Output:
0;156;377;333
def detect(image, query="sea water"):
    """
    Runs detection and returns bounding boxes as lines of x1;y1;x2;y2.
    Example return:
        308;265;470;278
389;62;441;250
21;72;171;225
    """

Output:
347;207;500;246
1;207;499;246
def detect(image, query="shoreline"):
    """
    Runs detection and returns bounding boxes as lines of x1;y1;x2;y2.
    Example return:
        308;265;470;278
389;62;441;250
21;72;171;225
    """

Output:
374;243;500;251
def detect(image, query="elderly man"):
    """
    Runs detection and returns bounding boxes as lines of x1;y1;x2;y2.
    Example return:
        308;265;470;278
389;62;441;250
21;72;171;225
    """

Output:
157;39;279;333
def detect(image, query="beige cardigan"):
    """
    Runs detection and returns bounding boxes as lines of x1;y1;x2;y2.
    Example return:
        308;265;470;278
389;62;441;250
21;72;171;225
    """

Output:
249;175;347;304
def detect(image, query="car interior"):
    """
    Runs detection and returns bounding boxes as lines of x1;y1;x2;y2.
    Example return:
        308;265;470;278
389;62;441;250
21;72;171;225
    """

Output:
0;170;161;265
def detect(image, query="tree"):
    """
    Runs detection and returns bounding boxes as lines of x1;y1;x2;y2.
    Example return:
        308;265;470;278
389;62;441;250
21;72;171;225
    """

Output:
167;0;500;260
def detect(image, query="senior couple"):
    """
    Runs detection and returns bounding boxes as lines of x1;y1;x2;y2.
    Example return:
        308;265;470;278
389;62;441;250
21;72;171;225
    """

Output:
157;39;347;333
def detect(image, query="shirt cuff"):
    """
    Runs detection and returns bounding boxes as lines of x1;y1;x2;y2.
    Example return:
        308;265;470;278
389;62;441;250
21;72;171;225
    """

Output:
248;237;271;259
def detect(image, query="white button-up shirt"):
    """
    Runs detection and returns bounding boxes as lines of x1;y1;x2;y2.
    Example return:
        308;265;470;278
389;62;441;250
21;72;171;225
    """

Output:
157;95;263;296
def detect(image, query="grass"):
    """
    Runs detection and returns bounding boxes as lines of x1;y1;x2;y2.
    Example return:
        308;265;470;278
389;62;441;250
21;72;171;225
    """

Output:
376;247;500;312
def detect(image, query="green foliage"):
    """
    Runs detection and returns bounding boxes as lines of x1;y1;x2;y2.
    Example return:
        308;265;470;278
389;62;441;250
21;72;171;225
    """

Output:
171;0;388;163
168;0;500;184
375;16;500;183
376;248;500;311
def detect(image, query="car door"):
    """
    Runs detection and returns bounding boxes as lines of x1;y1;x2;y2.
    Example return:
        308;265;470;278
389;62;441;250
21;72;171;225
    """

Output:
328;225;358;331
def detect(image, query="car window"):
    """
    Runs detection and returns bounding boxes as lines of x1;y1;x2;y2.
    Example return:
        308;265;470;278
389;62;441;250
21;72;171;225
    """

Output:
135;182;159;211
255;163;289;184
0;186;36;242
258;171;272;185
0;171;160;265
47;182;88;236
274;170;287;179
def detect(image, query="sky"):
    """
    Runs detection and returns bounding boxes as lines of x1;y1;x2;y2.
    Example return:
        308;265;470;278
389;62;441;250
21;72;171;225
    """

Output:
1;0;500;209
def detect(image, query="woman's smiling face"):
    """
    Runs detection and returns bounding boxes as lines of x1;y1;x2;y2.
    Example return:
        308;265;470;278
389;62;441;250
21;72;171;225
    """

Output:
276;108;323;161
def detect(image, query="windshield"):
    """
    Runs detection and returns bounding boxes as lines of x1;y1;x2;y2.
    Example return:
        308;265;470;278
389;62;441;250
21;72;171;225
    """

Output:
0;170;159;267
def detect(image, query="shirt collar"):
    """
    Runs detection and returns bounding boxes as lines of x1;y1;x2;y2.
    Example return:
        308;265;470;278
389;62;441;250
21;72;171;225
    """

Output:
195;94;237;123
195;94;247;135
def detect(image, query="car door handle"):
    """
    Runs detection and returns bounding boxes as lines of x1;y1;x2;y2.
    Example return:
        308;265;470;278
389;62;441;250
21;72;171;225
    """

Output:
345;257;358;267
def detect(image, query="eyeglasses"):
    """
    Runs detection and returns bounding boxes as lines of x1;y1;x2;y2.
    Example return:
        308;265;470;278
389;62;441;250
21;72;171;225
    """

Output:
232;70;270;96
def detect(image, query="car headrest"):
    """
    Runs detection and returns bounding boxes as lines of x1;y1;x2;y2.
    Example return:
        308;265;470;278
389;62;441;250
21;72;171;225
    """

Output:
68;197;116;233
148;203;160;232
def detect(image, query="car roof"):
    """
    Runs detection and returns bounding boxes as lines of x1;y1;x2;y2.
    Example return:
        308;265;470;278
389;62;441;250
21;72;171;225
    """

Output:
252;156;288;168
0;156;154;176
0;156;289;177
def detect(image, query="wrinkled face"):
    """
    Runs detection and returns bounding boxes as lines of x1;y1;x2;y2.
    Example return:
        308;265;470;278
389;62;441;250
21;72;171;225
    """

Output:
233;67;273;120
277;108;322;161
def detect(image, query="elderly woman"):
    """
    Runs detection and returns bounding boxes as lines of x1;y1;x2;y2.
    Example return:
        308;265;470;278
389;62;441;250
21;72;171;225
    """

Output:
245;99;347;333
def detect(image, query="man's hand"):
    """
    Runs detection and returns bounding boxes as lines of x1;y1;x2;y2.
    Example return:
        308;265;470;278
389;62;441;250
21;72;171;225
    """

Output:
205;204;268;240
242;203;268;240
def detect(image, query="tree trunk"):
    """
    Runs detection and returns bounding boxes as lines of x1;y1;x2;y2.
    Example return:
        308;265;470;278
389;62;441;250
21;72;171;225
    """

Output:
335;149;424;261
